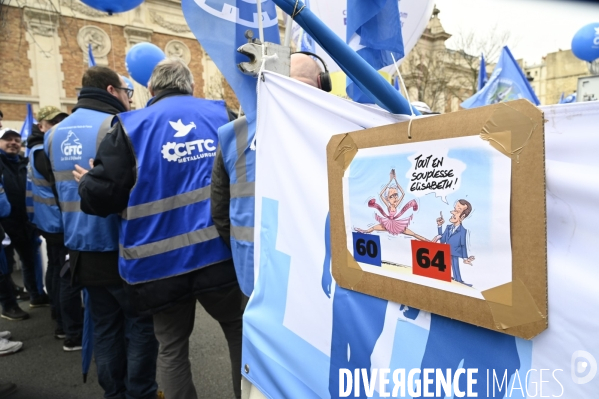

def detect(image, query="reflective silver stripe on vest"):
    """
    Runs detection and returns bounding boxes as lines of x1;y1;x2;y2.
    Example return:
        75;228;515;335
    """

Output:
30;177;52;187
26;190;33;197
27;206;34;213
46;126;57;164
231;226;254;243
33;194;57;206
0;187;4;194
120;225;220;260
54;171;75;182
60;201;81;212
122;186;211;220
233;117;248;183
230;181;254;199
96;116;114;150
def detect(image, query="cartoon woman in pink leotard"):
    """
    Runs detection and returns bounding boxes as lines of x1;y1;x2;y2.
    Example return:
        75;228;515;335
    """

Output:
355;169;429;241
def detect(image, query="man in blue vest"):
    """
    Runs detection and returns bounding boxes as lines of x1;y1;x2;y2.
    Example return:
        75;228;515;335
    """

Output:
0;128;48;311
27;106;84;345
46;66;158;397
210;53;325;297
77;58;244;399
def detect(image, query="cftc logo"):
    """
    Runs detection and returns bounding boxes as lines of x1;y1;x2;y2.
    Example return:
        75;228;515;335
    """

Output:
193;0;279;28
60;131;83;161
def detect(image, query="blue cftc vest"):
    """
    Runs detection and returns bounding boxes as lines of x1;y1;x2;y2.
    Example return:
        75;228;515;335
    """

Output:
45;108;119;252
117;95;231;284
28;145;63;234
218;116;256;296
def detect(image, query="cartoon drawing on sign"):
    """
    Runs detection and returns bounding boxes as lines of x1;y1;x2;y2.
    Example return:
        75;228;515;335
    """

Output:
343;135;512;299
435;201;476;287
354;169;428;241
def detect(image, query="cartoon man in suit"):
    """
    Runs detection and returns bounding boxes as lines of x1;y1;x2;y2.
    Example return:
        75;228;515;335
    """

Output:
436;199;475;286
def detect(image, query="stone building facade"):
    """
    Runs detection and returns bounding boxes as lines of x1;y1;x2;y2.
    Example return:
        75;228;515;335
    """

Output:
0;0;242;129
524;50;590;105
398;8;477;113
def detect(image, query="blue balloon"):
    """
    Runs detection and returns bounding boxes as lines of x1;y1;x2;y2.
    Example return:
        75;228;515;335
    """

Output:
571;23;599;62
125;43;166;87
121;76;135;90
81;0;145;15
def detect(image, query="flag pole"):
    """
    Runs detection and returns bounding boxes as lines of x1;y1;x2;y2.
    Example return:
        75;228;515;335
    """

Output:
284;14;293;46
256;0;265;43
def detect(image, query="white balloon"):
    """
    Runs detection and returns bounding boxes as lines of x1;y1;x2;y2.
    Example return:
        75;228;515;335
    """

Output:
307;0;435;72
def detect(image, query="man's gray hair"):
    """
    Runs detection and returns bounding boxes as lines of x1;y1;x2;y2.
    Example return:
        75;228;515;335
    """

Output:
148;58;194;94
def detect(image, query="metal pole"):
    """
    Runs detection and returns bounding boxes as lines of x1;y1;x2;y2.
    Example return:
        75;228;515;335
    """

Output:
256;0;265;43
284;14;293;47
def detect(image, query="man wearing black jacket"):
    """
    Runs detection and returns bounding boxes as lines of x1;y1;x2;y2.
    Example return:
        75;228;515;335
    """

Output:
0;128;48;313
77;58;244;399
46;67;158;397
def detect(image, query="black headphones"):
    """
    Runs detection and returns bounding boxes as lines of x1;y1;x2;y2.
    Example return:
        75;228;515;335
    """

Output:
293;51;332;92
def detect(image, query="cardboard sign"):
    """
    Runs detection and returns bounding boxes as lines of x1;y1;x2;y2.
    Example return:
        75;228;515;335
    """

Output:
327;99;548;339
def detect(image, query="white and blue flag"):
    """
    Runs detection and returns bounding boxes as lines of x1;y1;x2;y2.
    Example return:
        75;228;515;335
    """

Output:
182;0;281;122
462;46;540;108
346;0;405;103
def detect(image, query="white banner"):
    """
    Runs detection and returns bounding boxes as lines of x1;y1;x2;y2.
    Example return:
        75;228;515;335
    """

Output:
242;72;599;398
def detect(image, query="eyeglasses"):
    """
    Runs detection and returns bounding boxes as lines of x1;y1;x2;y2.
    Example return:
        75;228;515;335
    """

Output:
116;87;134;99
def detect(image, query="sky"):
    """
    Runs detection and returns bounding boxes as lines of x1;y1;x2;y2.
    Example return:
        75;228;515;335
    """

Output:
433;0;599;65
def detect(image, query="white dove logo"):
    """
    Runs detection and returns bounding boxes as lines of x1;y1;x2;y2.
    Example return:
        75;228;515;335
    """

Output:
169;119;197;137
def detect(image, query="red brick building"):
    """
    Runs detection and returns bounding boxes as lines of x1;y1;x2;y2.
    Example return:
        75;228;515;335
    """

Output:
0;0;240;129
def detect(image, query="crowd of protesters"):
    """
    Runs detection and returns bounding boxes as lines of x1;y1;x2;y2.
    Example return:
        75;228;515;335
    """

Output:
0;54;324;399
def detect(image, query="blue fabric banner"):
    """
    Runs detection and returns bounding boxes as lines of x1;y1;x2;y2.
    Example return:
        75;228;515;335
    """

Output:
346;0;405;103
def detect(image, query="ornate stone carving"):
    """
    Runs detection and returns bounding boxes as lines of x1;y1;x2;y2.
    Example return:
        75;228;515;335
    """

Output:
149;11;190;33
205;75;224;100
165;40;191;65
24;7;59;37
124;26;153;48
77;26;111;57
60;0;109;18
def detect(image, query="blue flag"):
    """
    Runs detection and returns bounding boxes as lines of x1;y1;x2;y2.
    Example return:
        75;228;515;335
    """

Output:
462;46;540;109
88;43;96;67
182;0;280;122
477;53;487;92
20;104;37;155
558;92;565;104
272;0;415;115
346;0;405;103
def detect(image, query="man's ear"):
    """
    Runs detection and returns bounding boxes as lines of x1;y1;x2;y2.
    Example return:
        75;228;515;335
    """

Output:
106;85;117;96
148;84;155;97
